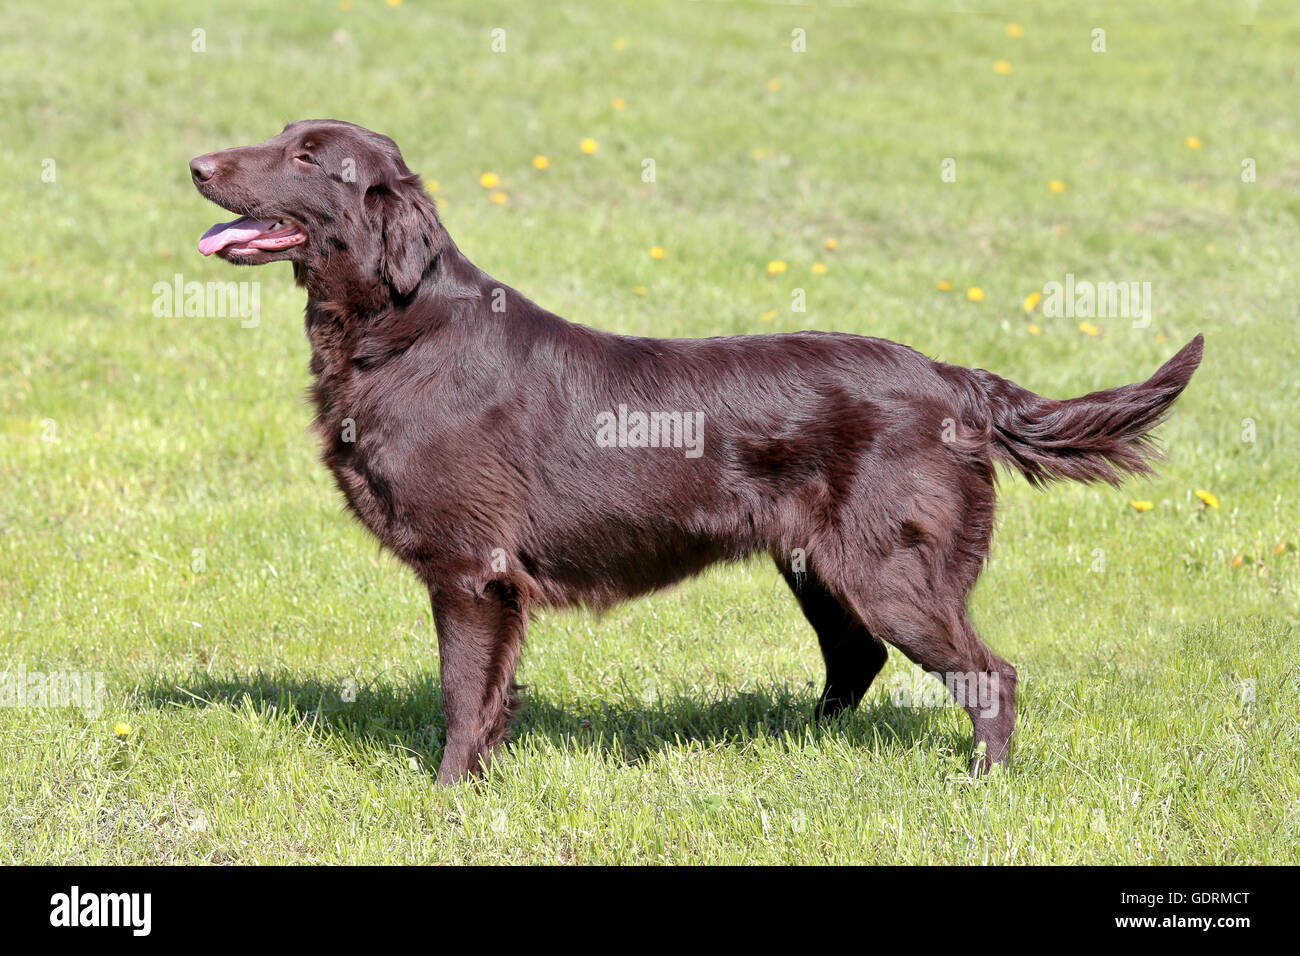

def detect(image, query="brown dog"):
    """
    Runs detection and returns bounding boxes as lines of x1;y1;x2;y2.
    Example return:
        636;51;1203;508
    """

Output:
191;120;1202;783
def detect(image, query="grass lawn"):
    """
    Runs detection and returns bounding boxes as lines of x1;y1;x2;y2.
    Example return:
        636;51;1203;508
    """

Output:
1;0;1297;864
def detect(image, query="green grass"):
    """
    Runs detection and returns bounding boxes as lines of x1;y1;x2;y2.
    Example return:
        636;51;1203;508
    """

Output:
1;0;1297;864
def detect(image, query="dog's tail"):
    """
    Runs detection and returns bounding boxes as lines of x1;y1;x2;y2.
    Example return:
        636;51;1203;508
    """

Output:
961;334;1203;487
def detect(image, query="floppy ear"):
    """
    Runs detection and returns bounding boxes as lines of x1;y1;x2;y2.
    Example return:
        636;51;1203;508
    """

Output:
368;180;445;296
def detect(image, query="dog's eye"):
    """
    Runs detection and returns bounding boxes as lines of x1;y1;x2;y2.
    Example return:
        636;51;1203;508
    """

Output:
293;153;317;168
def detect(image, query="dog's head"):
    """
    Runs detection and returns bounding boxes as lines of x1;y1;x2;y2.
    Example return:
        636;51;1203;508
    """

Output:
190;119;444;298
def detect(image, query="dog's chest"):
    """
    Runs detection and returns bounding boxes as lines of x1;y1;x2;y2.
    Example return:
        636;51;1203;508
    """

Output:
306;335;413;551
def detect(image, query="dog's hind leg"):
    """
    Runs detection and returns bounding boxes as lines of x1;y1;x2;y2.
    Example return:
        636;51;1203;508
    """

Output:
779;565;888;720
832;561;1017;776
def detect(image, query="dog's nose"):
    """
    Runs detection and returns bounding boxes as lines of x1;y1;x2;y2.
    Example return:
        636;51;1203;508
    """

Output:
189;156;216;183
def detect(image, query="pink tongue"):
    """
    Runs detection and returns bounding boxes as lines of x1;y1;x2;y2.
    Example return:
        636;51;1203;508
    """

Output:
198;216;277;256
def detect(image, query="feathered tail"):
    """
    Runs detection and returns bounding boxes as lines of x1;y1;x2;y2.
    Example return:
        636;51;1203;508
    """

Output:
964;334;1203;486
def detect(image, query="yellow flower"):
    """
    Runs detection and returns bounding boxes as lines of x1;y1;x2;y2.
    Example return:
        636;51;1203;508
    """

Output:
1079;321;1100;336
425;179;439;194
937;280;952;292
994;60;1013;75
1231;553;1244;568
385;0;401;6
1155;333;1167;343
649;246;666;260
612;37;627;51
761;310;778;321
1027;323;1041;335
580;138;599;154
825;238;838;250
113;722;132;737
1185;136;1203;150
479;172;500;189
1195;489;1219;509
751;147;773;161
1006;23;1024;38
339;0;352;9
967;286;985;302
767;260;788;276
532;155;549;170
1275;541;1287;555
811;263;828;275
632;285;648;296
767;78;782;92
1129;500;1154;512
1049;180;1067;193
490;192;508;205
1022;291;1042;312
611;96;627;110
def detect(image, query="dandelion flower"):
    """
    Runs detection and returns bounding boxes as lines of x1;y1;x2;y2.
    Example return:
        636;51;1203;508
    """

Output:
1129;500;1154;512
1006;23;1024;38
825;238;838;250
1023;292;1042;312
767;78;782;92
967;287;985;302
761;310;778;321
580;138;599;154
767;260;788;276
1275;541;1287;555
937;280;952;292
1079;321;1100;336
1231;554;1243;568
611;97;627;110
114;722;132;737
532;155;549;170
385;0;401;6
479;172;500;189
339;0;352;10
490;192;508;205
994;60;1013;75
1195;489;1219;509
612;37;627;51
1184;136;1203;150
1049;180;1067;193
811;263;828;275
632;285;648;296
649;246;666;260
1027;323;1041;335
751;147;773;161
425;179;439;194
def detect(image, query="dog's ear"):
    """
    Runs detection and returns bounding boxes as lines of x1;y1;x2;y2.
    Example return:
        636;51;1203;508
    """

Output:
367;179;445;297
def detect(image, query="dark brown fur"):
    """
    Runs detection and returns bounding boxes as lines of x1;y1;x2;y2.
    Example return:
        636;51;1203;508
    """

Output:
191;120;1204;783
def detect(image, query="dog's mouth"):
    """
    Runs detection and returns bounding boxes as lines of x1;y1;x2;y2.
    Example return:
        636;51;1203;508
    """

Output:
198;216;307;258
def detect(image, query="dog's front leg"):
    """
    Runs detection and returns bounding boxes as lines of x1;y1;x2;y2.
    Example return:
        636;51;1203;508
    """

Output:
430;568;533;785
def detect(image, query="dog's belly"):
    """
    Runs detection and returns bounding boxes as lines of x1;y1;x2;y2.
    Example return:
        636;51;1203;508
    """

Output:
522;518;761;609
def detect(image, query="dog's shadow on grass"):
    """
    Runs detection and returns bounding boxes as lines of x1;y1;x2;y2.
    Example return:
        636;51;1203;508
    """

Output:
141;670;957;774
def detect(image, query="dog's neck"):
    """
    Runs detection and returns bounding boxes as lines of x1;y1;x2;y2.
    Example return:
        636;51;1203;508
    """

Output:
299;245;472;380
295;258;391;316
294;204;455;320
